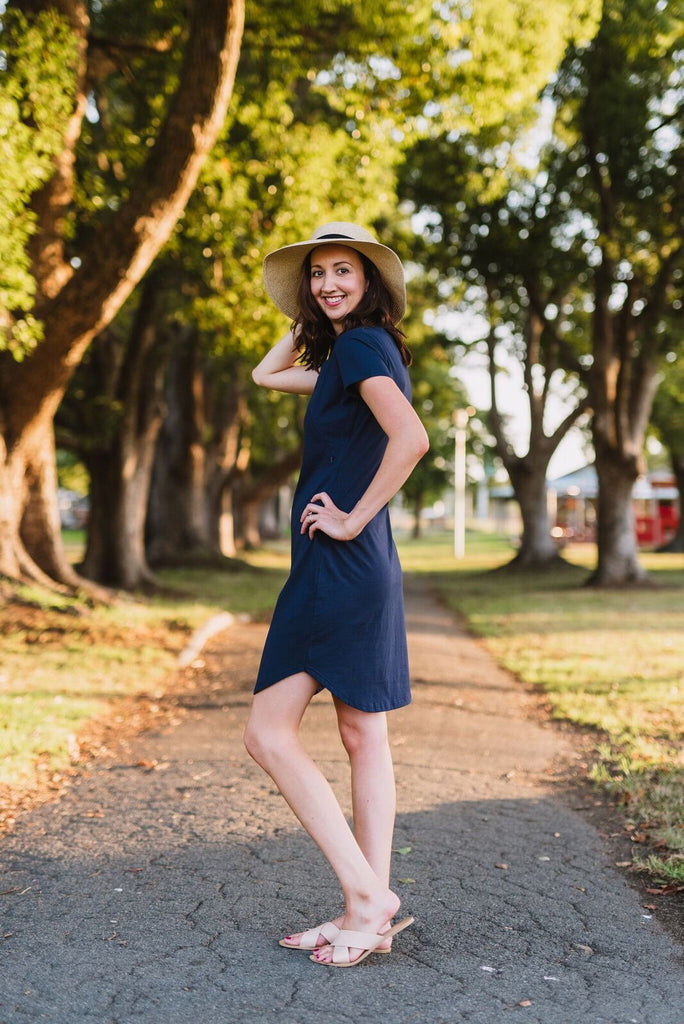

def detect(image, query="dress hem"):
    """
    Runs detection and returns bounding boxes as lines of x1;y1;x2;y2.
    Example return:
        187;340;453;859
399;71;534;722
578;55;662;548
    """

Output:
254;664;411;714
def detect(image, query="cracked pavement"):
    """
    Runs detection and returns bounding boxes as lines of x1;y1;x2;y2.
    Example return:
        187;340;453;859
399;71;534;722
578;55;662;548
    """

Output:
1;576;682;1024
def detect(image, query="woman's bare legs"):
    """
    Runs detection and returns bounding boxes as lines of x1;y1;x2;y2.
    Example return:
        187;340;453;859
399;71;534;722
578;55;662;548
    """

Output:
307;698;398;962
243;673;401;962
335;698;396;886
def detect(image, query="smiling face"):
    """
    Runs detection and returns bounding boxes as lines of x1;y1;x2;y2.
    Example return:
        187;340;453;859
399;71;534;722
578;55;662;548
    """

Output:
309;244;369;334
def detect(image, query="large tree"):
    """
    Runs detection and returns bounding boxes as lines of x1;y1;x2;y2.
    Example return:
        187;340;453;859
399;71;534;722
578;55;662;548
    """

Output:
400;130;591;568
0;0;244;588
401;0;682;583
545;0;682;584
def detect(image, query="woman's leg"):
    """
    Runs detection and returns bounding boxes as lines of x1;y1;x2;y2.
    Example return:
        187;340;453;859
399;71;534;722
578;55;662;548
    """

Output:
279;698;398;951
243;673;400;956
334;698;396;887
301;699;398;960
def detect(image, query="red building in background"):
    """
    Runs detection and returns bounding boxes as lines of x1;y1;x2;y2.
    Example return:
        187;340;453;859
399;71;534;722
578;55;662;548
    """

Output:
548;466;680;549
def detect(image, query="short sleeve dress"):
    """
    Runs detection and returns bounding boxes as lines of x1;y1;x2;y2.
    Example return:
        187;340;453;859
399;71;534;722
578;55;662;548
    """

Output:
253;325;412;712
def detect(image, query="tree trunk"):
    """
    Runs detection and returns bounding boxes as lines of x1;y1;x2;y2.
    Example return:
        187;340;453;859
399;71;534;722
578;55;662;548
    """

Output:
412;494;423;539
657;452;684;553
506;460;563;569
218;486;237;559
146;328;206;564
0;0;244;586
232;449;303;549
239;500;263;550
0;416;81;588
587;445;649;586
79;295;169;588
147;331;247;566
485;315;587;572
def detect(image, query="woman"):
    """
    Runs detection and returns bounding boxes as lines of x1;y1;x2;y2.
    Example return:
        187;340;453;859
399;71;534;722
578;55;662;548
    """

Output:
243;221;428;968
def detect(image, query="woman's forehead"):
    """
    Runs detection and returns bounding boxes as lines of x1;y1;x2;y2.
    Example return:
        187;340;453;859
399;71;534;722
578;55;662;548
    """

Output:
310;243;363;267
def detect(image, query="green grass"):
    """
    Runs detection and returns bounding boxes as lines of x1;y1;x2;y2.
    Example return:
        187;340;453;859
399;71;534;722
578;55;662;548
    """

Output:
0;555;287;799
397;529;684;884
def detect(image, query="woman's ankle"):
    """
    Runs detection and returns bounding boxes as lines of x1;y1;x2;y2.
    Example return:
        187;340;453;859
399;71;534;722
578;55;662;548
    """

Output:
343;884;400;925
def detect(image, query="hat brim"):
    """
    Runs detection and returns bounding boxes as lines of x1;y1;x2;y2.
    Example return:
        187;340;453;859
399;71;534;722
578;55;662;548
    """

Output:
263;238;406;324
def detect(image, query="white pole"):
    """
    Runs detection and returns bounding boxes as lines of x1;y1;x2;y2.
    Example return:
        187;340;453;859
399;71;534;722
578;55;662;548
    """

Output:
453;408;469;559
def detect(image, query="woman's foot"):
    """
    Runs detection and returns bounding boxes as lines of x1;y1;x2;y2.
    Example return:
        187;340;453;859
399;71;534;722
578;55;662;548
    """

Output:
281;913;393;952
279;920;340;950
311;889;401;965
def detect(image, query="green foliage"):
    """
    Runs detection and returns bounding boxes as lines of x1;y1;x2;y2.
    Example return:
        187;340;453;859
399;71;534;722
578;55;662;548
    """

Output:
54;0;617;532
426;0;601;132
74;0;186;225
401;0;682;497
56;449;90;495
0;8;79;355
549;0;682;296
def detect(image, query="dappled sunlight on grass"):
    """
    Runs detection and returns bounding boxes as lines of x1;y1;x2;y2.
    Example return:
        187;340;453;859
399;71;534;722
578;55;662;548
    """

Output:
155;560;289;621
396;528;516;572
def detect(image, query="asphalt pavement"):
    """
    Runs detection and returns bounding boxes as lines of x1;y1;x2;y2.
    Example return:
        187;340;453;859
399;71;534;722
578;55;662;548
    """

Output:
1;576;682;1024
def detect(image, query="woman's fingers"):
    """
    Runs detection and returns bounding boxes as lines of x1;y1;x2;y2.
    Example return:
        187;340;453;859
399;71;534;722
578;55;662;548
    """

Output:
298;494;351;539
299;492;333;525
309;491;332;507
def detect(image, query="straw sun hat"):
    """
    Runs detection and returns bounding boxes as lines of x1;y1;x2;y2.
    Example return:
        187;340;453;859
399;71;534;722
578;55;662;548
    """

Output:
262;222;406;324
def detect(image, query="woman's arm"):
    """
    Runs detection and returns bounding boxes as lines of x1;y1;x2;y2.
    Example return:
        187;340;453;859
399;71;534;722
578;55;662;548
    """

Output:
300;375;429;540
252;329;319;395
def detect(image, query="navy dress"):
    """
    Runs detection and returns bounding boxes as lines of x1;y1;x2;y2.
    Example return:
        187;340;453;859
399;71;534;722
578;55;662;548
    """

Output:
254;326;412;712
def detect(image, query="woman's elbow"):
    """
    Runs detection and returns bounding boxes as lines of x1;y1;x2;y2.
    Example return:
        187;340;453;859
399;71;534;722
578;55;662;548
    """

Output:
410;426;430;462
252;366;267;387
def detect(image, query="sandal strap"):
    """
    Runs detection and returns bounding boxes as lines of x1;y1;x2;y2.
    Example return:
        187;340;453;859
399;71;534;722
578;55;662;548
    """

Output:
332;928;382;952
298;921;339;949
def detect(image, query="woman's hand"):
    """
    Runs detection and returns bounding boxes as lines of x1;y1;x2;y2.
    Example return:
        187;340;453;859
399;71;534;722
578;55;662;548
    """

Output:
300;492;357;541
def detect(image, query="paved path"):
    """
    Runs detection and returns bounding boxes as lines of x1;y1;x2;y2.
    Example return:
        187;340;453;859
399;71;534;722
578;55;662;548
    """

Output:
1;577;682;1024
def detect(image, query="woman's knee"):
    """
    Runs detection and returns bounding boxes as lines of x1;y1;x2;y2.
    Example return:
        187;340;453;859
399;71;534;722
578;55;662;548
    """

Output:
337;707;388;758
243;717;263;763
243;715;295;769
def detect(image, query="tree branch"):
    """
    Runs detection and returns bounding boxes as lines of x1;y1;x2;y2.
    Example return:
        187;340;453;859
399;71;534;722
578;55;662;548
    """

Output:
11;0;245;430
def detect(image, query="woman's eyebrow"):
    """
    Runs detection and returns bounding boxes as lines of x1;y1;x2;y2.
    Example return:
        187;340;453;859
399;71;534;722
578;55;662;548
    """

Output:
311;259;354;269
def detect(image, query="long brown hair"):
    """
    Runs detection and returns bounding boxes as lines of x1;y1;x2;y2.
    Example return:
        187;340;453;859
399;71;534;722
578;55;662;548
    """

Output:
293;251;412;372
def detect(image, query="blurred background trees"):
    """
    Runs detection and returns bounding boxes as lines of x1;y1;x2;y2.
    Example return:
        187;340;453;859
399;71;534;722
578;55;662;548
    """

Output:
1;0;681;591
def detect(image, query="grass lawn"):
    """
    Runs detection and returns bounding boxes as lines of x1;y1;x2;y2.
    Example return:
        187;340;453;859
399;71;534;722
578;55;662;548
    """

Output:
396;529;684;886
